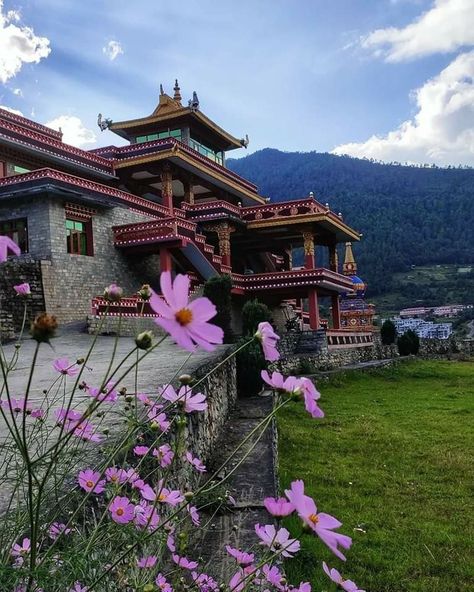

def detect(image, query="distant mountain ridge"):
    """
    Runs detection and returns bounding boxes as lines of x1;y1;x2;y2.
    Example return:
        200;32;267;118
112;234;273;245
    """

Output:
227;149;474;296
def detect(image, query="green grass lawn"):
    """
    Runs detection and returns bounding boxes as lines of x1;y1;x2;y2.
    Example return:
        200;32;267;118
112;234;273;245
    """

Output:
278;360;473;592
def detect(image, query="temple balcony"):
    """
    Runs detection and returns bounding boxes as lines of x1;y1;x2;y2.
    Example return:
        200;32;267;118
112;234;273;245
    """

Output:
110;138;264;205
231;268;354;296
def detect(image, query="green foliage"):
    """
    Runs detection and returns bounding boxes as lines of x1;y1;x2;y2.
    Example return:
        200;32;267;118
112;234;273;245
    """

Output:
235;338;266;396
298;358;316;375
278;360;474;592
397;329;420;355
242;299;271;336
203;274;233;341
381;319;397;345
229;151;474;300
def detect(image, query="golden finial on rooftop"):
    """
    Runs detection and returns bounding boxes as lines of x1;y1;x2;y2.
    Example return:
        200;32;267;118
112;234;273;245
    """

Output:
173;79;182;104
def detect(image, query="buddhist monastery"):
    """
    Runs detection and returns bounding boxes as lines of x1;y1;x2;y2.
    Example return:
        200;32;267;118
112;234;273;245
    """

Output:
0;81;371;344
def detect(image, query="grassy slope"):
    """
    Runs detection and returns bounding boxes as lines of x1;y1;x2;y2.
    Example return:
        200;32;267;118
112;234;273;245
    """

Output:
278;360;473;592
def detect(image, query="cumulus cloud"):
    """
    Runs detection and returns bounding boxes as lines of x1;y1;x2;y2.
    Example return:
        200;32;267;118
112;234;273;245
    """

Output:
102;40;124;61
362;0;474;62
45;115;96;148
332;50;474;166
0;104;23;115
0;0;51;83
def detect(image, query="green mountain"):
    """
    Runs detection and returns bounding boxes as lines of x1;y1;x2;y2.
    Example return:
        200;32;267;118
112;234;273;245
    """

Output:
228;149;474;300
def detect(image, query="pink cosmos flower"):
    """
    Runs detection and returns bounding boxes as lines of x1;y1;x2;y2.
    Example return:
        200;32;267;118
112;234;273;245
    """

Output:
134;445;150;456
155;573;172;592
105;467;129;484
11;537;31;557
14;283;31;296
109;496;135;524
188;505;200;526
294;583;312;592
192;572;219;592
53;358;79;376
263;496;295;517
147;408;171;431
0;235;20;262
262;564;285;590
48;522;72;540
55;408;82;423
185;451;206;472
153;444;174;467
87;381;118;403
137;393;159;407
150;271;223;352
167;534;176;552
0;398;43;418
137;555;158;568
225;546;254;566
140;480;184;506
77;469;106;494
69;583;88;592
254;321;280;361
229;566;258;592
66;419;102;442
255;524;300;558
322;562;365;592
172;553;198;570
285;480;352;560
261;370;288;392
161;384;207;413
133;502;160;531
281;376;324;419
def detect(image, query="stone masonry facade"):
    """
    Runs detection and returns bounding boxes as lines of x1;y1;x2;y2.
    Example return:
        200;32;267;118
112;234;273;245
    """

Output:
0;196;162;326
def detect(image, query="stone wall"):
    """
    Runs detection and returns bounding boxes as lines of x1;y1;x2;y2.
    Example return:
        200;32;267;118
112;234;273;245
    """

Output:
0;311;14;342
86;315;166;337
419;336;474;357
0;196;162;324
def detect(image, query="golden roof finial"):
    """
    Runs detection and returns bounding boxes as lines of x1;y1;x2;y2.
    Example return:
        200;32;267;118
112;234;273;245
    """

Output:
343;242;357;276
173;79;182;104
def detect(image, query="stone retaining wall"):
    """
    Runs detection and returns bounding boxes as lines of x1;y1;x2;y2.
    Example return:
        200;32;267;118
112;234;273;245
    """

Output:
0;311;15;342
86;315;166;337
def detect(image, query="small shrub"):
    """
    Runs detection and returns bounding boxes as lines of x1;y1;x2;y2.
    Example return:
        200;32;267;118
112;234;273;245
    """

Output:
242;299;271;336
397;329;420;355
299;358;316;375
236;338;266;396
203;274;233;341
381;319;397;345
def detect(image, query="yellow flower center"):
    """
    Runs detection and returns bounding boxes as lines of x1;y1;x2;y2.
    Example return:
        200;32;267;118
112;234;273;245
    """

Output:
116;508;124;516
86;480;94;488
158;493;166;502
309;513;319;524
175;308;193;326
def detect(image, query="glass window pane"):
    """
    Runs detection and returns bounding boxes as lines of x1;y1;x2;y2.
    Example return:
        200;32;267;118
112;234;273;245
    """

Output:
148;134;158;141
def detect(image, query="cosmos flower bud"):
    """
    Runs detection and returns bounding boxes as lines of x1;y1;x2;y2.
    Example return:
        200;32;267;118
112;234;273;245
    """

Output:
14;283;31;297
138;283;152;301
184;491;194;500
178;373;193;385
76;358;85;365
30;313;58;343
143;585;155;592
135;330;153;350
103;283;123;302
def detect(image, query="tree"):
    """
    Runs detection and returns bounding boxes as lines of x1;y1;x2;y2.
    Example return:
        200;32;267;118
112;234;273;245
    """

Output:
381;319;397;345
397;329;420;356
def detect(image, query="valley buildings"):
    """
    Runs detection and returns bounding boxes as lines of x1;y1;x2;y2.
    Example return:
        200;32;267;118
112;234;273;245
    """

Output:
0;81;368;337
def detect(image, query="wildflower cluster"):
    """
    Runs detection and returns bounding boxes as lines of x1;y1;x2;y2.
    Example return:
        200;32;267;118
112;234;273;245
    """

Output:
0;241;365;592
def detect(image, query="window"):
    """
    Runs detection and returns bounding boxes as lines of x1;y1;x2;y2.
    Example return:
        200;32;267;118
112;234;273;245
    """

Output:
189;137;223;165
136;129;182;143
66;219;92;256
13;165;31;174
0;218;28;253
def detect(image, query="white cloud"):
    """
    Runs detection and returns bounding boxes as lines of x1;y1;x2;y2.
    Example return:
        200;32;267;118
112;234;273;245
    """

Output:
102;40;123;61
0;104;23;115
45;115;96;148
362;0;474;62
0;0;51;82
12;87;23;96
332;51;474;166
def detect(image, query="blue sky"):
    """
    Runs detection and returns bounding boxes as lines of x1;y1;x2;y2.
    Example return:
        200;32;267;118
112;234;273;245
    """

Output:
1;0;473;165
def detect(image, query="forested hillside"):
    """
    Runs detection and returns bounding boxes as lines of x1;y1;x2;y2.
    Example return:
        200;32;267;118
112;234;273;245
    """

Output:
228;150;474;297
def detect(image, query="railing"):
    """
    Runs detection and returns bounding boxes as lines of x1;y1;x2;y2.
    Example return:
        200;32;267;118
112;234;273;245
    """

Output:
113;217;197;246
231;268;354;292
326;329;374;349
0;106;63;140
241;197;328;221
111;138;259;194
180;200;242;221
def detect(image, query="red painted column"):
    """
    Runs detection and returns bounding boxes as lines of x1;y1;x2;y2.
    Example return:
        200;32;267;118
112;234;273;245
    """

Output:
331;294;341;329
161;164;174;213
303;231;315;269
160;248;172;273
308;289;320;330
